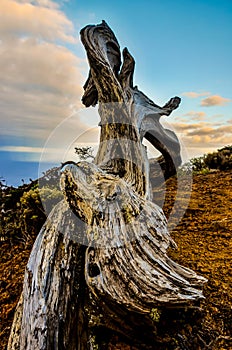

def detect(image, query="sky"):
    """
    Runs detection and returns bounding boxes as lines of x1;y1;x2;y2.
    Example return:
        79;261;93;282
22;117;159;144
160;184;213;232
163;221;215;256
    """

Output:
0;0;232;186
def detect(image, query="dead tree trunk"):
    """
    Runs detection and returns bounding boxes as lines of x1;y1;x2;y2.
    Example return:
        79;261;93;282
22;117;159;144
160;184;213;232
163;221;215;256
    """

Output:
8;21;207;350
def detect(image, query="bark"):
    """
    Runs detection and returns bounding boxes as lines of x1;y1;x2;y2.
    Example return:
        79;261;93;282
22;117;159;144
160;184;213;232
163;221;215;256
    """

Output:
8;21;207;349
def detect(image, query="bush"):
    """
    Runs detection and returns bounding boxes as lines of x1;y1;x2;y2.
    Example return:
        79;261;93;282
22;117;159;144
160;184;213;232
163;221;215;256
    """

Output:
188;146;232;174
0;171;63;243
204;146;232;171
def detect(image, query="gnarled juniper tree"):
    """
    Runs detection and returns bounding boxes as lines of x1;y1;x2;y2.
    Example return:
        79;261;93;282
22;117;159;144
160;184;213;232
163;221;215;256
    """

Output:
8;21;206;350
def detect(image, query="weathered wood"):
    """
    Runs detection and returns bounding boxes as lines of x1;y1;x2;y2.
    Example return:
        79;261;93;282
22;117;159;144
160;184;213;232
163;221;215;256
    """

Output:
8;201;89;349
8;21;207;349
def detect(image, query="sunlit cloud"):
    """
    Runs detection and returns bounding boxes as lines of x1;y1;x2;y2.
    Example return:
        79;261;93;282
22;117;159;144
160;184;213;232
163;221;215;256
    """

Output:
172;121;232;151
0;38;85;139
182;91;210;98
0;0;88;151
201;95;231;107
187;125;232;137
171;122;213;132
183;111;206;121
187;134;232;147
0;0;76;43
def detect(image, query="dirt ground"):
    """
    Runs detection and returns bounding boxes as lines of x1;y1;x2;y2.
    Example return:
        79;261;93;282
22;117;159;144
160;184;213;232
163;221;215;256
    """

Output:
0;170;231;349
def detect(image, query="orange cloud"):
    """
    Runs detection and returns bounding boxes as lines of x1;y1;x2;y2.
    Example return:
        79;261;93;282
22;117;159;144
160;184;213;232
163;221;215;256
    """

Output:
0;0;76;43
187;127;215;136
201;95;231;107
182;91;210;98
0;38;86;139
187;134;232;147
171;121;232;152
171;122;212;132
0;0;88;146
171;119;232;159
183;111;206;121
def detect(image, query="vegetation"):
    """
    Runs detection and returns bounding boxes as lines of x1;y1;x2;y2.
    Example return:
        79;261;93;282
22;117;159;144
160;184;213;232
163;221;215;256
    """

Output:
0;167;62;243
75;146;94;160
188;145;232;174
0;147;96;243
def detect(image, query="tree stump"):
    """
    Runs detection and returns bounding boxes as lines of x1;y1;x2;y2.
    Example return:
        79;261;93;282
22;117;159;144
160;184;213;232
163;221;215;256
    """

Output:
8;21;207;349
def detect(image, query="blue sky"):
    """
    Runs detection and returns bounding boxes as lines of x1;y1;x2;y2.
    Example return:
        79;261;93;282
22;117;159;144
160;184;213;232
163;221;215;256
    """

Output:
0;0;232;186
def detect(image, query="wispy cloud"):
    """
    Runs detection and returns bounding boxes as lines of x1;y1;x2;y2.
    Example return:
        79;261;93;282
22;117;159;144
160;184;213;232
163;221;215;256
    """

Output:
201;95;231;107
183;111;206;121
182;91;210;98
0;146;44;153
24;1;61;10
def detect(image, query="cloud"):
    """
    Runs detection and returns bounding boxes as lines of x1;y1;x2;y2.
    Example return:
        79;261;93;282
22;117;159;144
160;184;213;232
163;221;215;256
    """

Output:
187;125;232;137
183;111;206;121
182;91;210;98
17;1;60;9
201;95;231;107
188;134;232;147
0;0;76;43
182;92;231;106
171;121;232;150
0;146;44;153
27;1;60;9
171;122;212;132
0;37;86;139
0;0;90;154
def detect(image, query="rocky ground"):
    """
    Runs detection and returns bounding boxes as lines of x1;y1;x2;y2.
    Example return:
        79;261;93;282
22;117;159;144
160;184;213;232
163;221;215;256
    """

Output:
0;170;231;349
